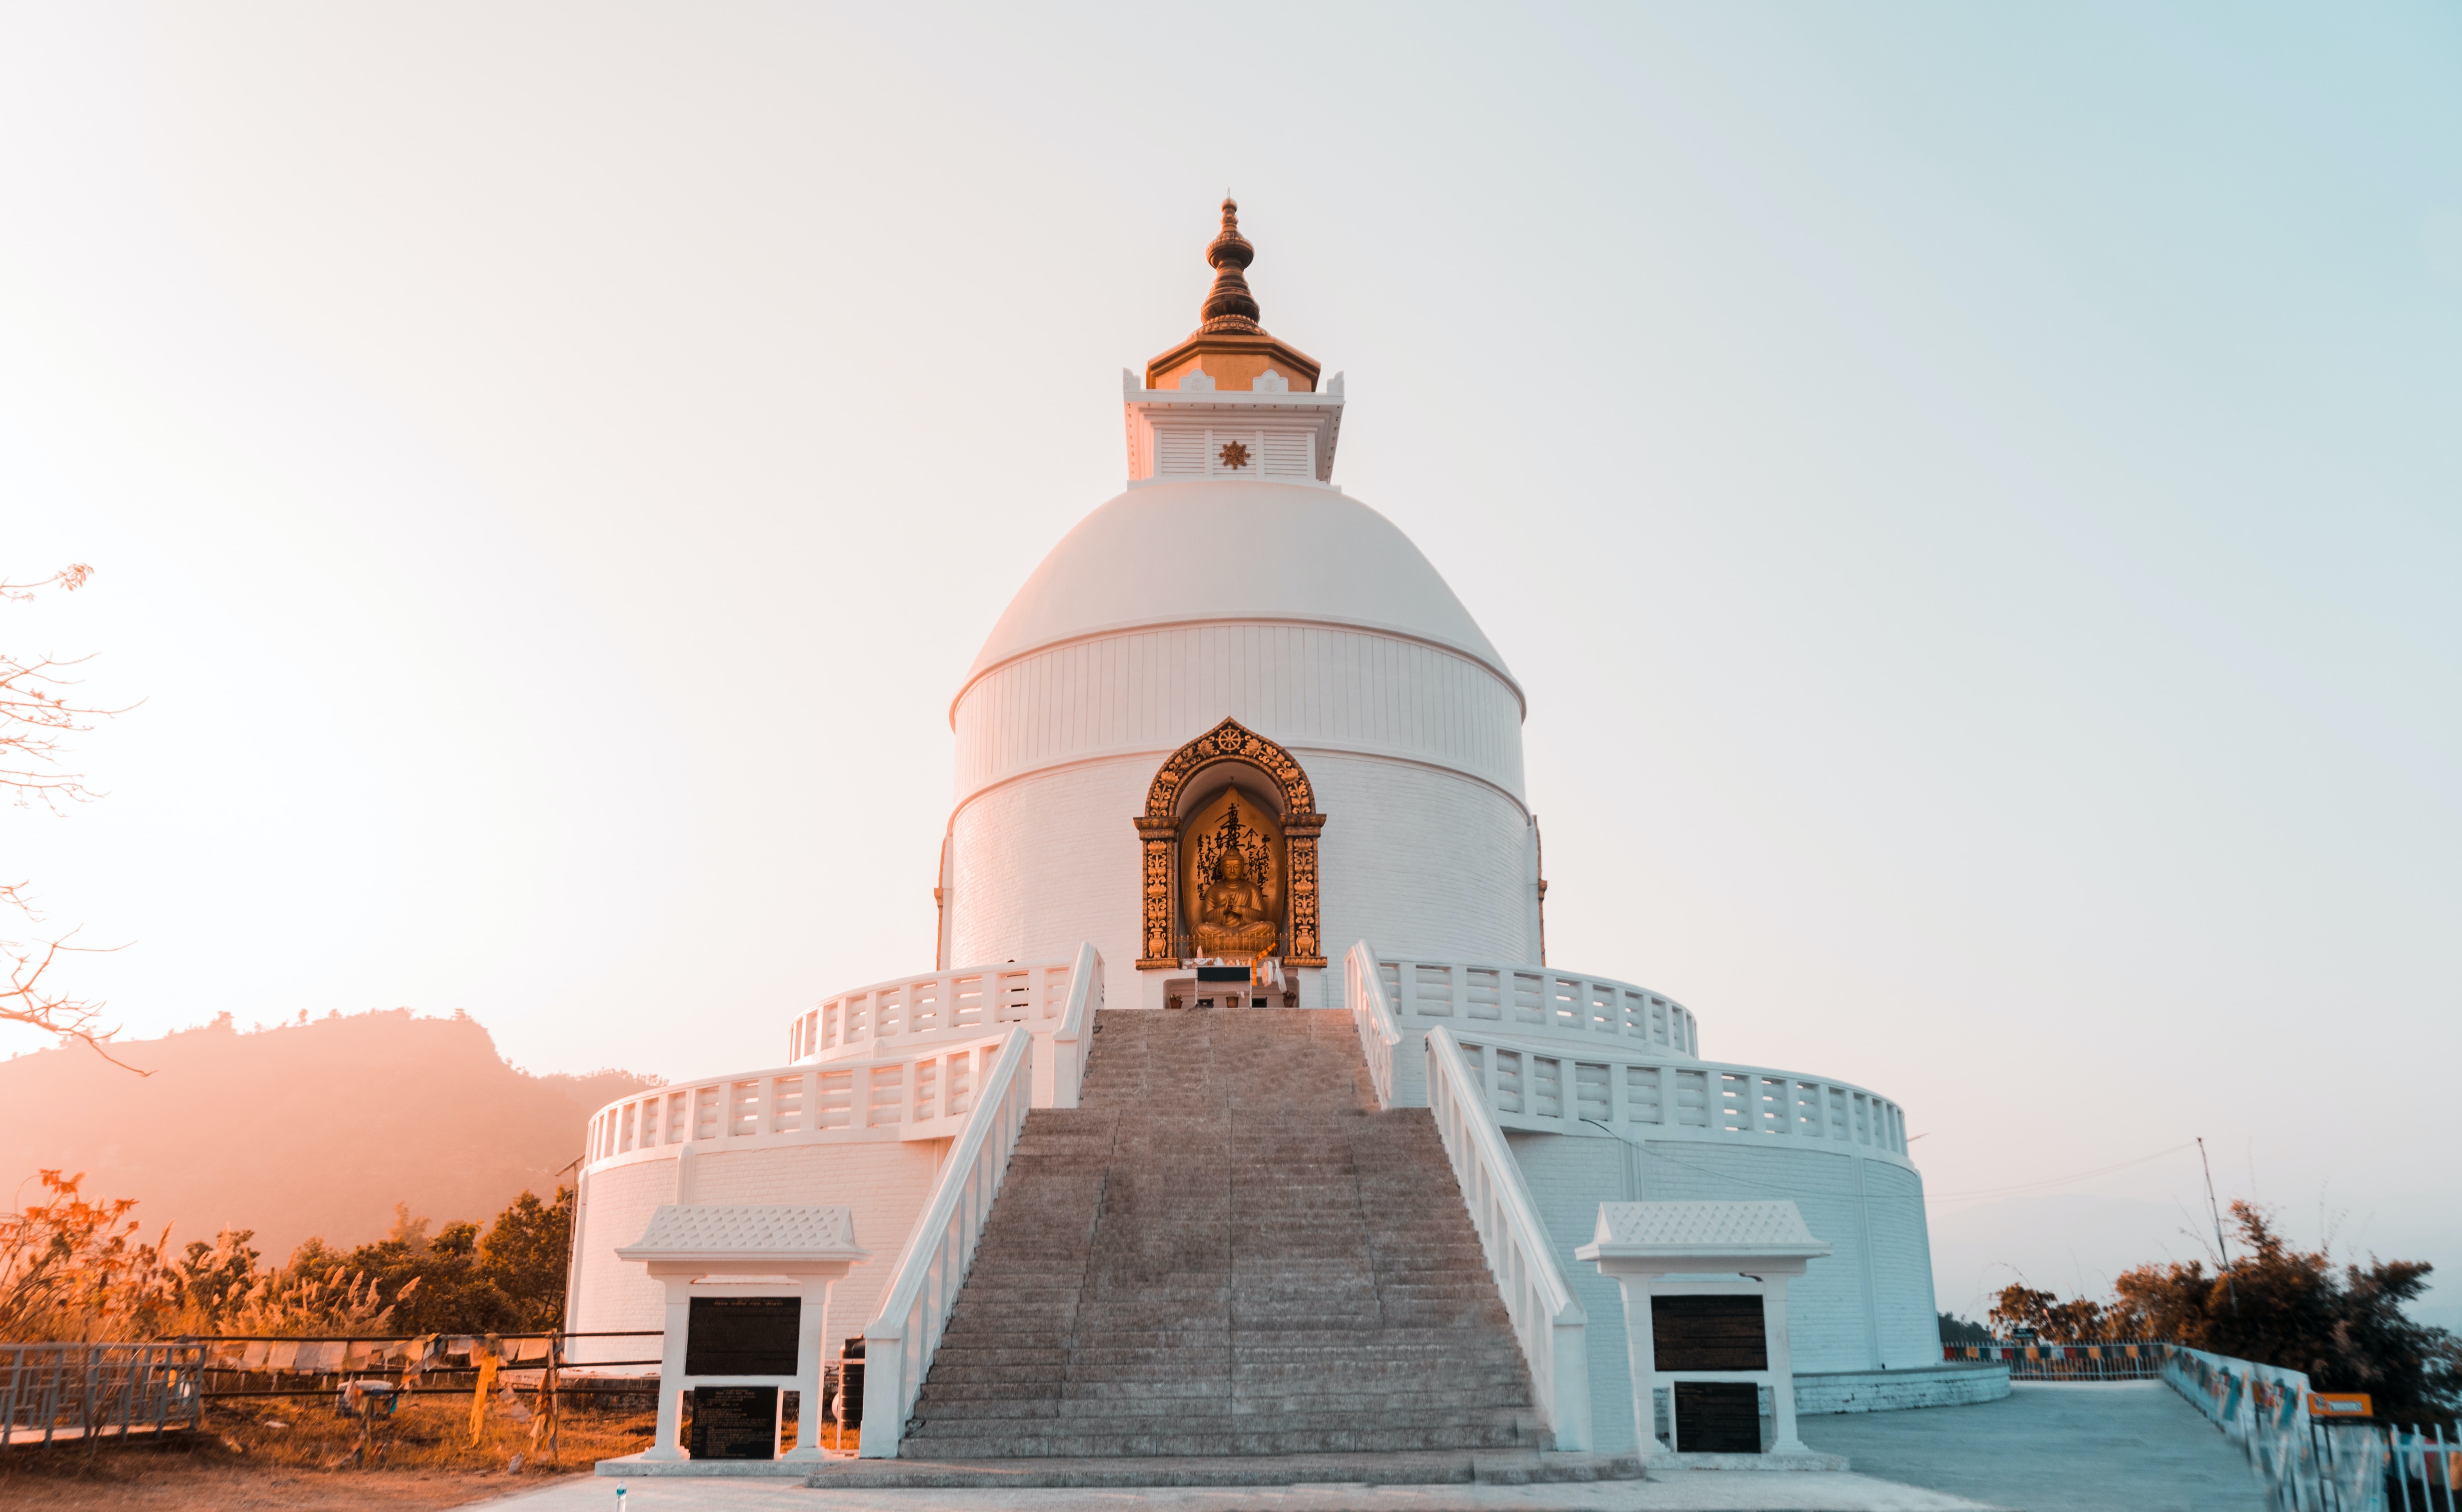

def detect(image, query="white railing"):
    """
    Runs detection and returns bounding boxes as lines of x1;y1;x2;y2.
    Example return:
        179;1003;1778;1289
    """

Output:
1378;956;1698;1059
582;1036;1012;1175
1043;942;1099;1111
1423;1024;1591;1453
859;1025;1035;1459
1347;940;1405;1108
790;958;1073;1063
786;946;1100;1111
1444;1028;1912;1163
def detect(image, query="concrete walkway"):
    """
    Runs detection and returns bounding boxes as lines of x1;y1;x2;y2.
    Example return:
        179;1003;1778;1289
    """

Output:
477;1472;1995;1510
1799;1381;2270;1512
472;1379;2276;1512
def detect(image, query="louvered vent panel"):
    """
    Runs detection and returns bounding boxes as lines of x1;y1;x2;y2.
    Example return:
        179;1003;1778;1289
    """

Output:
1156;430;1207;475
1262;431;1312;477
1209;430;1262;475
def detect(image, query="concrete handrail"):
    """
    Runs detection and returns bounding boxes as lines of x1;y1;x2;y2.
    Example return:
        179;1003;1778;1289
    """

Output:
1423;1025;1591;1453
1043;942;1101;1110
859;1025;1034;1459
1374;957;1699;1060
790;958;1077;1064
1345;940;1404;1109
1446;1027;1915;1164
581;1036;1015;1176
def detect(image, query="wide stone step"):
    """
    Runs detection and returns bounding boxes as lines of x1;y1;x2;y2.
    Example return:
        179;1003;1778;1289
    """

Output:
805;1449;1646;1490
897;1010;1540;1459
901;1423;1542;1459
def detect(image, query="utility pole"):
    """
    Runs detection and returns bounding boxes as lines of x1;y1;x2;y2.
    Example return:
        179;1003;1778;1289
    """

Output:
2198;1137;2241;1320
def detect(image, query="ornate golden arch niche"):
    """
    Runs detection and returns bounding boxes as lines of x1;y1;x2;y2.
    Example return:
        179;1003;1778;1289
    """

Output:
1134;717;1326;970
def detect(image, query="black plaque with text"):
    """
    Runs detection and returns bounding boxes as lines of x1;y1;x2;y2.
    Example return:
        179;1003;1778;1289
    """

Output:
687;1386;778;1460
1651;1295;1768;1372
684;1296;801;1377
1672;1380;1761;1453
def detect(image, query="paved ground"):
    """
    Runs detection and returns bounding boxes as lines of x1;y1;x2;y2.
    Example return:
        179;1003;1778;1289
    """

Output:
469;1379;2276;1512
476;1473;1994;1510
1799;1382;2269;1512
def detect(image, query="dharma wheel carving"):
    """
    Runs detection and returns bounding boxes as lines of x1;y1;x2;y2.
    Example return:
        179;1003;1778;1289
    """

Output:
1135;716;1326;971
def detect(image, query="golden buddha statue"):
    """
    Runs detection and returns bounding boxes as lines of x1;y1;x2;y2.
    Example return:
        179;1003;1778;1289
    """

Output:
1194;848;1279;958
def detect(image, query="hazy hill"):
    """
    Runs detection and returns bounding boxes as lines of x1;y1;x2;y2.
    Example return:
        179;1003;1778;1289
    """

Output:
0;1009;655;1260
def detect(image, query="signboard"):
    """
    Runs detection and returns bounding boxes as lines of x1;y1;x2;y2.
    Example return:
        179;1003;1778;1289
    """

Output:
684;1296;801;1377
2310;1393;2373;1419
688;1385;778;1460
1672;1379;1761;1453
1652;1295;1768;1372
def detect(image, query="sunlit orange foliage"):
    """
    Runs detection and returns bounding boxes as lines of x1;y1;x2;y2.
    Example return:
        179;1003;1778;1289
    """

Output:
0;1169;179;1340
0;1171;419;1343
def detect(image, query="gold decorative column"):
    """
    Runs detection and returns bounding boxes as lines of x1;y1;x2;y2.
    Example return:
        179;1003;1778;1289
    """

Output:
1134;816;1179;969
1281;810;1327;969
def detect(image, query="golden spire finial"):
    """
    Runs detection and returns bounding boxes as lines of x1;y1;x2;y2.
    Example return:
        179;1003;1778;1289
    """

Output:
1200;197;1263;335
1140;198;1321;393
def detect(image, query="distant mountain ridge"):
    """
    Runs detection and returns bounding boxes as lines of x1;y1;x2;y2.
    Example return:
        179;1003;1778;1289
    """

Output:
0;1009;656;1259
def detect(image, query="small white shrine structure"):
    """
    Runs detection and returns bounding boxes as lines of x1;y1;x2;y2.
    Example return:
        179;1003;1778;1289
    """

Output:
616;1204;868;1461
1577;1201;1833;1463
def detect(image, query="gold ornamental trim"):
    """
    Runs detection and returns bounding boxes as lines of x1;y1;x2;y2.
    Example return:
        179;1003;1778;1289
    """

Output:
1134;717;1326;969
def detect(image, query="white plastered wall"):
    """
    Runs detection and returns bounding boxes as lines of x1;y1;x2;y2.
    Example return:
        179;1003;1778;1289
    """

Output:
1505;1130;1941;1455
564;1139;946;1370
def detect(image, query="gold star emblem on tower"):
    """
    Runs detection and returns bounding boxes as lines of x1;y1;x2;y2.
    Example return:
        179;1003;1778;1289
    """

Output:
1219;441;1250;469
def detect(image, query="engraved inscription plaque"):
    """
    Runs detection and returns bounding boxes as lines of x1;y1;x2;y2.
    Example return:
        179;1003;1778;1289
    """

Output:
1672;1380;1761;1453
684;1296;800;1377
688;1385;778;1460
1651;1294;1768;1373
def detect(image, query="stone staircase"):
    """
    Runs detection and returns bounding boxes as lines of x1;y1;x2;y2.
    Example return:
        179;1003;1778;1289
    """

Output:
895;1008;1543;1458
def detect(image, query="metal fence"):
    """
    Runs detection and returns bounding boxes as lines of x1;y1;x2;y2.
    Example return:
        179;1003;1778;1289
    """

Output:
1;1342;203;1448
2388;1422;2462;1512
1943;1340;2171;1381
0;1332;669;1452
190;1330;663;1399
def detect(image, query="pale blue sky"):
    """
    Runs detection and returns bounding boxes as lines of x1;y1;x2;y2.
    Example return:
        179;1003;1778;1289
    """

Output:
4;4;2457;1318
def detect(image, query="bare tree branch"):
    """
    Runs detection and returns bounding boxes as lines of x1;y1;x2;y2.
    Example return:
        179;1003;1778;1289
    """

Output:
2;565;145;1071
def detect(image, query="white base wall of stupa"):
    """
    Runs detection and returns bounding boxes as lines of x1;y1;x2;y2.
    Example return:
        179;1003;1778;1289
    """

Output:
562;1137;946;1371
1507;1129;1945;1454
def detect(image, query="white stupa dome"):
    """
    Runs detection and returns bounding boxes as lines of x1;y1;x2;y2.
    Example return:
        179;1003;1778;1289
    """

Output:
959;478;1515;704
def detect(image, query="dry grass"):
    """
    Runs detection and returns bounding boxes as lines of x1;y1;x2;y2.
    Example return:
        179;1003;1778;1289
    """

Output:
0;1393;668;1511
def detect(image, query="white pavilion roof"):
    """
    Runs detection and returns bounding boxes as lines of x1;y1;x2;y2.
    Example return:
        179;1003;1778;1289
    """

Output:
616;1204;866;1263
1582;1201;1833;1260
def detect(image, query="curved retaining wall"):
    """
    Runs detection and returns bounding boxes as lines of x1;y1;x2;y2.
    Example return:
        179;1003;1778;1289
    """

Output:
1795;1363;2012;1415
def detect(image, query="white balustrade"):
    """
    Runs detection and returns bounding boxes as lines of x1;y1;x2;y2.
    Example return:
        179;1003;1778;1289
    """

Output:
1423;1025;1592;1453
783;945;1100;1111
859;1025;1035;1459
582;1035;1013;1176
1346;940;1405;1108
789;958;1072;1062
1445;1027;1913;1164
1376;954;1698;1058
